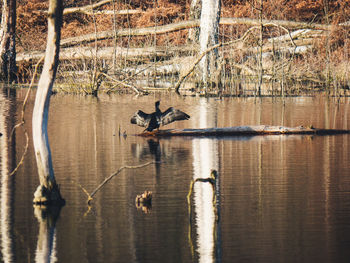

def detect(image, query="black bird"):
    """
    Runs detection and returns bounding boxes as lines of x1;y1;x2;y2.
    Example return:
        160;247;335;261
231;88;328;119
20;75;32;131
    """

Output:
130;101;190;132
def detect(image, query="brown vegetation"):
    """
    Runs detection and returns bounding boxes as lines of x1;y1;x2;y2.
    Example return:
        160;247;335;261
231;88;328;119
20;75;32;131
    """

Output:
14;0;350;95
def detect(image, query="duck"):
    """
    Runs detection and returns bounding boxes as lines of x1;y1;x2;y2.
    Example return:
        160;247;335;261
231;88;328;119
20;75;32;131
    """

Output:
130;101;190;132
135;190;153;206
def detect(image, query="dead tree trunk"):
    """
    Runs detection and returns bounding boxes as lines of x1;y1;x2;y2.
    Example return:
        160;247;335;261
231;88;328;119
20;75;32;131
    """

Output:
32;0;64;205
0;0;17;82
198;0;221;92
188;0;201;43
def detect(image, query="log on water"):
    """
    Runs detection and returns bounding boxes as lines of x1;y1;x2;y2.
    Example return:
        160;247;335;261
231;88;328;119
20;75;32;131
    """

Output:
137;125;350;137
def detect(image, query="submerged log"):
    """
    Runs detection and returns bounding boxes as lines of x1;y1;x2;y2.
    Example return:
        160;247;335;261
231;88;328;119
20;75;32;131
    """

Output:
137;125;350;137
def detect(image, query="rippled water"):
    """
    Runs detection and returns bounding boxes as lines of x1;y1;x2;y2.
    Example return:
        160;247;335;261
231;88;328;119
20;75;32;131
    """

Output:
1;89;350;263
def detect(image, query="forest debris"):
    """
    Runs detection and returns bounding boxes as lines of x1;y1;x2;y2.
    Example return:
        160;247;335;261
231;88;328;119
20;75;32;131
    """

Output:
58;17;345;48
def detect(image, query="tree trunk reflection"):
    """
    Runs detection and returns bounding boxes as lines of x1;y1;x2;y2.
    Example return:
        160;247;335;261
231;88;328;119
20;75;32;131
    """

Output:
34;206;62;263
191;98;221;262
0;88;16;262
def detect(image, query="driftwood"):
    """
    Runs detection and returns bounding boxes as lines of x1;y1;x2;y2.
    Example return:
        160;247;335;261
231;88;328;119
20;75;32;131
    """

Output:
137;125;350;137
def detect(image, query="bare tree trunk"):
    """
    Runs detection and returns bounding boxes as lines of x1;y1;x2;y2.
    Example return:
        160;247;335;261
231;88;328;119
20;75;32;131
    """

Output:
257;0;263;96
199;0;221;92
188;0;201;43
0;0;17;82
32;0;64;205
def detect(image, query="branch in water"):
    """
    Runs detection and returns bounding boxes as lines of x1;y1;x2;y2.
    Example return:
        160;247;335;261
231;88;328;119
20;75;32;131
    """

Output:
87;161;158;205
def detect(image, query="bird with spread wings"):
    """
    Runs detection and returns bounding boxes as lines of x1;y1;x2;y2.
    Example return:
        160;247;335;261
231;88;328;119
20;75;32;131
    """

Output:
130;101;190;132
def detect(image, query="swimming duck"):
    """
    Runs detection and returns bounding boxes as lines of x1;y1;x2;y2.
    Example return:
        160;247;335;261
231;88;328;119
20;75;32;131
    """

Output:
130;101;190;132
135;190;152;206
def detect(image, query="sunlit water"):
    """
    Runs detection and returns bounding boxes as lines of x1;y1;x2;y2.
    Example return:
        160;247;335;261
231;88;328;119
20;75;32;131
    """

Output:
1;89;350;263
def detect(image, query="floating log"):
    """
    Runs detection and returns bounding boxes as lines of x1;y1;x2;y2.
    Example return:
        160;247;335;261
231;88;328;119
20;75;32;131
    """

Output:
137;125;350;137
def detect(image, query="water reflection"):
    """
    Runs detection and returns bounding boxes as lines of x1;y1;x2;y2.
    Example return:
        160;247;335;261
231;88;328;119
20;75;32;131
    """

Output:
131;138;190;176
1;92;350;262
0;89;16;263
34;206;61;263
191;98;221;262
131;139;161;174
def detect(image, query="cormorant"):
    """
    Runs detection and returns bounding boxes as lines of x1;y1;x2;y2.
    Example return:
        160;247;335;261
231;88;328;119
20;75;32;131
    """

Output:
130;101;190;132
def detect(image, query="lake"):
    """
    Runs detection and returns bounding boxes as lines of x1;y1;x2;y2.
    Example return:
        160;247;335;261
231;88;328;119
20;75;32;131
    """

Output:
1;88;350;263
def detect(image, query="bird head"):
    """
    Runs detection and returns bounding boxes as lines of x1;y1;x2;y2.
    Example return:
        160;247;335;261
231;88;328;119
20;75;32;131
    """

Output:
155;101;160;108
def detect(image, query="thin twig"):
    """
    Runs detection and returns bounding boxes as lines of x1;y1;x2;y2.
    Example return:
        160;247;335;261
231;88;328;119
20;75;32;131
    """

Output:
101;72;143;94
71;179;94;203
87;161;157;204
265;22;297;47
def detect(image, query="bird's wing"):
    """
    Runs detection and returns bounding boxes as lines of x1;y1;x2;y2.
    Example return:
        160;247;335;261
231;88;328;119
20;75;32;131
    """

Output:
161;107;190;126
130;110;151;127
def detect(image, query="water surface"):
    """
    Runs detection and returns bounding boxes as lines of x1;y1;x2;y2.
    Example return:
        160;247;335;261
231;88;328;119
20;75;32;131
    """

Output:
1;89;350;262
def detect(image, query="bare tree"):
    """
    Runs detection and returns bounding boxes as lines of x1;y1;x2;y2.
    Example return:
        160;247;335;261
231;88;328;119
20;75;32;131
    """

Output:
0;0;17;82
32;0;65;205
198;0;221;91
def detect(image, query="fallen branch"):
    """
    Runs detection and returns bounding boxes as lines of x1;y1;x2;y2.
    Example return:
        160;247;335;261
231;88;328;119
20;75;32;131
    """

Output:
63;0;112;15
86;161;157;204
16;45;193;63
220;17;337;31
61;19;199;47
64;8;141;16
